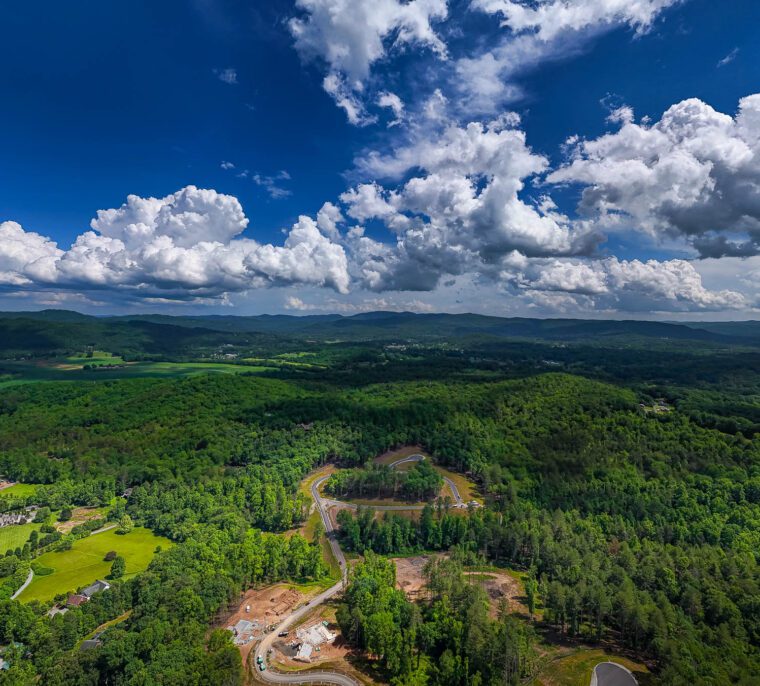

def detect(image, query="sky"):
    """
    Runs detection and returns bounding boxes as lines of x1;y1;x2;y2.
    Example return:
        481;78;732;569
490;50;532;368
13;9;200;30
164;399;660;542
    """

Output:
1;0;760;319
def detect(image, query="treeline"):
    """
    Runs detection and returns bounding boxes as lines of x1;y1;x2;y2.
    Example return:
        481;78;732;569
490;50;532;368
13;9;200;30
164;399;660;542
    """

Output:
336;500;760;684
337;552;537;685
0;526;325;684
337;503;469;554
325;461;442;501
2;368;760;683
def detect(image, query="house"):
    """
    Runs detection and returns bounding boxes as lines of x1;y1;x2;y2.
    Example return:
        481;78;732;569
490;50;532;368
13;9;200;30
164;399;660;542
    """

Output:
47;605;68;618
294;642;313;663
232;620;254;636
79;639;102;651
82;580;110;598
67;594;88;607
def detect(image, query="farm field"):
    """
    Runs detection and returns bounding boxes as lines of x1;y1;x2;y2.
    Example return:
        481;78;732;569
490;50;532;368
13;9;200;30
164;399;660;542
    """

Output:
18;527;172;603
0;522;41;554
0;360;275;387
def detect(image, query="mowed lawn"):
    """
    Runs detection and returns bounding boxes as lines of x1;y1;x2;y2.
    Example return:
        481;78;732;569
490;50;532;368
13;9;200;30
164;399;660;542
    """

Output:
19;527;171;603
0;483;39;500
0;522;41;554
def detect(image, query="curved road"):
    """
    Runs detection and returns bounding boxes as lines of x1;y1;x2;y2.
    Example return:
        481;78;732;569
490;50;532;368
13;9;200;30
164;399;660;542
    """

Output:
254;476;355;686
388;454;463;506
254;456;464;685
11;569;33;600
590;662;638;686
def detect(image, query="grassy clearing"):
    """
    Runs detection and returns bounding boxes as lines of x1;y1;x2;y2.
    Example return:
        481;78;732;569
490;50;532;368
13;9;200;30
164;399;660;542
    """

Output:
434;464;482;504
62;351;125;368
531;648;649;686
18;527;172;603
0;483;39;500
374;445;426;466
0;522;40;554
0;360;275;387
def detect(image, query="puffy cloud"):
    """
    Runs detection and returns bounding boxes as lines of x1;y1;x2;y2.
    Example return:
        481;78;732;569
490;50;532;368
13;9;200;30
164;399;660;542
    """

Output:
471;0;679;41
322;73;377;126
0;187;350;301
285;293;435;313
549;93;760;256
289;0;447;123
459;0;680;114
377;91;405;127
0;222;62;286
343;118;599;291
290;0;447;83
316;202;345;240
516;257;746;311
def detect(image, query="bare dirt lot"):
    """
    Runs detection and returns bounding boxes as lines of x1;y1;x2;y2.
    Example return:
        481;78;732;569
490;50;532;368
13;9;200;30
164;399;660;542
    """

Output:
268;605;384;686
393;555;436;599
464;571;528;616
55;506;107;534
219;584;313;664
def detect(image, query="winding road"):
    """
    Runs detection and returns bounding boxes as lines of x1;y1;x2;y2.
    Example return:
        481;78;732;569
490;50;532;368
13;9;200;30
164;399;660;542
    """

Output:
388;454;463;506
253;456;464;685
254;475;355;686
590;662;638;686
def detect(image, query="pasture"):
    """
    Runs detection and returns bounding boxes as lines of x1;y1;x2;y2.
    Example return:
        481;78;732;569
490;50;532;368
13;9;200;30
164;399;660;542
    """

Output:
0;522;40;554
18;527;172;603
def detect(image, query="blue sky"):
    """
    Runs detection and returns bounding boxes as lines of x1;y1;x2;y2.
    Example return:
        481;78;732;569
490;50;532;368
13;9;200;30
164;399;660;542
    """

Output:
1;0;760;317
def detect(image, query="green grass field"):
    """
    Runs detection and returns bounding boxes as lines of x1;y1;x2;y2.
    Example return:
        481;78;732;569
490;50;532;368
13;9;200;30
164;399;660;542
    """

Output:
63;351;125;367
0;522;40;554
18;527;172;603
0;483;39;500
0;360;275;387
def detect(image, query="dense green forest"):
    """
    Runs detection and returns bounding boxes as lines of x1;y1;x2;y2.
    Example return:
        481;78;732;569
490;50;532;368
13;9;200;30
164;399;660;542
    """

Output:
1;311;760;684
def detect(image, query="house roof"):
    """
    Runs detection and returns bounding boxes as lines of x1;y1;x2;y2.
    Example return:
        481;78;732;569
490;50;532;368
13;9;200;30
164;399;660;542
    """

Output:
67;594;88;606
82;580;110;598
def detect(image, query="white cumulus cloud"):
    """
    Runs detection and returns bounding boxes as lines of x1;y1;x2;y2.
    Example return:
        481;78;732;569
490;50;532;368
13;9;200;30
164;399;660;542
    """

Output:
549;93;760;257
289;0;447;123
0;187;350;302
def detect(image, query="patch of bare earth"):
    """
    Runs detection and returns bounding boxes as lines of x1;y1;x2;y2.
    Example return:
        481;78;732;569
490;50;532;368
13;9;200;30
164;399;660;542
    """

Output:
269;605;383;686
217;584;313;664
392;555;441;600
55;507;105;534
464;571;528;617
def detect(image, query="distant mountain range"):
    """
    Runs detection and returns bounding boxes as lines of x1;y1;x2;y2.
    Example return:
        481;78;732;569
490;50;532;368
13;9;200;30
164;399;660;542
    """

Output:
0;309;759;356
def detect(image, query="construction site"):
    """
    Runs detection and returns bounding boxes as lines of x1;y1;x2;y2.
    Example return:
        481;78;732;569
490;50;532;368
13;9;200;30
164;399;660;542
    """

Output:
219;584;312;663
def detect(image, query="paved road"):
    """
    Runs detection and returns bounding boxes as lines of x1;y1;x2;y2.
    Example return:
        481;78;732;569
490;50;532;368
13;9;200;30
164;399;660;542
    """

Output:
388;454;463;506
253;457;465;685
590;662;638;686
320;498;426;511
254;476;355;686
11;569;33;600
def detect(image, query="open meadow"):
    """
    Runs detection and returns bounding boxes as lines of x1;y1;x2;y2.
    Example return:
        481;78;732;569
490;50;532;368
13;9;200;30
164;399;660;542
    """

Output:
19;527;172;603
